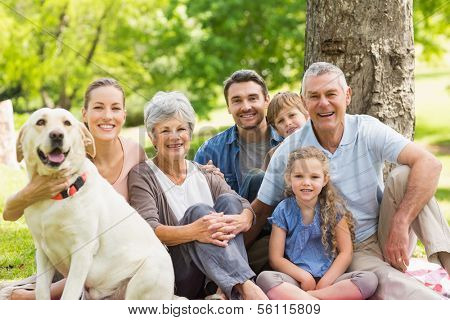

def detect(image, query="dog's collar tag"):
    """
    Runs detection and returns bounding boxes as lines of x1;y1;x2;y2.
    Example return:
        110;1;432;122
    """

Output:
52;173;87;200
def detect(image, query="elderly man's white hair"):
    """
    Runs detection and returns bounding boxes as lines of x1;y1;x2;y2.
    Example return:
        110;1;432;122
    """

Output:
144;91;196;138
301;62;348;96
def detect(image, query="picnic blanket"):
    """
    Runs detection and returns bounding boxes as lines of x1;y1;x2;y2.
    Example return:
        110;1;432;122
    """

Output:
406;258;449;298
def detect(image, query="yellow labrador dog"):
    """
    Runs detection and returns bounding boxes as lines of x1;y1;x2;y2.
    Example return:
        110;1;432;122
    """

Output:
16;108;174;300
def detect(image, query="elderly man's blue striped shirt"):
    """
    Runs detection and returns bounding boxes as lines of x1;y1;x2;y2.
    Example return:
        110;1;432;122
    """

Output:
258;114;410;243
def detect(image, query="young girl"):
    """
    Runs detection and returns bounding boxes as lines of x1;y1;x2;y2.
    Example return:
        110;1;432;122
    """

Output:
1;78;146;299
256;146;378;299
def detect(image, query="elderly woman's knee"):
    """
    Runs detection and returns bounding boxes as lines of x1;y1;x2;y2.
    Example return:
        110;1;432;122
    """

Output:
215;193;243;215
183;203;214;224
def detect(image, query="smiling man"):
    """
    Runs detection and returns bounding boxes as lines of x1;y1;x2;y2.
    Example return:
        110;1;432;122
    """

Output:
250;62;450;299
194;70;283;274
195;70;282;201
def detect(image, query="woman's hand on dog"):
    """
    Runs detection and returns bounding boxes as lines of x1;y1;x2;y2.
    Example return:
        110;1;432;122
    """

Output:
26;169;71;202
3;170;71;221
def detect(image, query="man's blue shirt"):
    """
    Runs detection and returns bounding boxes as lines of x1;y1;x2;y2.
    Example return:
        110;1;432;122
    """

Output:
194;124;283;193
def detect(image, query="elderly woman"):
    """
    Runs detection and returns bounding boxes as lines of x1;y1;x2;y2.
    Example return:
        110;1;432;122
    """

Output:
128;91;267;300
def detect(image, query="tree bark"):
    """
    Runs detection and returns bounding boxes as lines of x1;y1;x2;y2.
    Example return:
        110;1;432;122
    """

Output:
0;100;19;168
304;0;415;139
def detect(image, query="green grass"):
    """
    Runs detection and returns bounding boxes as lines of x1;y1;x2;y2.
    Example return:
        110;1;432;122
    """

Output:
0;165;28;215
1;72;449;281
434;154;450;225
414;73;450;219
0;165;35;280
413;72;450;257
0;223;35;279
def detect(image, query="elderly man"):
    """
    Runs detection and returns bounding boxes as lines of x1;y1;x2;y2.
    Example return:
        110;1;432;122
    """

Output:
250;62;450;299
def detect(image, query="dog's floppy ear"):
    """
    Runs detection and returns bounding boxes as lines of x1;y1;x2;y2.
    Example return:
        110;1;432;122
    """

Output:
79;122;96;158
16;125;27;162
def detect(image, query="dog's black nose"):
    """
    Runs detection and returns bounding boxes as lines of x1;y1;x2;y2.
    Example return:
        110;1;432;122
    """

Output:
49;130;64;146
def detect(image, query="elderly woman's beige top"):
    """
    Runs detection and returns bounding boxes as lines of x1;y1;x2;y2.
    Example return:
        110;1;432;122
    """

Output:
127;161;254;230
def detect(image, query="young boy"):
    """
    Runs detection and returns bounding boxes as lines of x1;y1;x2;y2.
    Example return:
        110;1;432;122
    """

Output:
263;92;309;169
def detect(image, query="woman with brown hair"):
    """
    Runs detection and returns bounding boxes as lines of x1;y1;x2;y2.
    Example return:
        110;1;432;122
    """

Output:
1;78;145;299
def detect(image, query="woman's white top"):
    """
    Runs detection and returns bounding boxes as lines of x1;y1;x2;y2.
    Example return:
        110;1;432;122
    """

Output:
147;159;214;221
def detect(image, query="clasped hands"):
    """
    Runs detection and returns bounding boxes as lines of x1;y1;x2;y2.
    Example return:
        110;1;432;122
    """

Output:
193;211;250;247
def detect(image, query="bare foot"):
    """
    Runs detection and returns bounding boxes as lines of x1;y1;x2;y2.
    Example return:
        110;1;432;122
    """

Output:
215;287;227;300
205;287;228;300
235;280;268;300
10;288;36;300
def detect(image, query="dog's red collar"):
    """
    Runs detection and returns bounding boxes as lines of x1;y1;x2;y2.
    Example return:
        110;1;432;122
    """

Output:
52;173;87;200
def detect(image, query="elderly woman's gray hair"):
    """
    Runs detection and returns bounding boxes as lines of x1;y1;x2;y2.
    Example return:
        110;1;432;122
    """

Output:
144;91;196;137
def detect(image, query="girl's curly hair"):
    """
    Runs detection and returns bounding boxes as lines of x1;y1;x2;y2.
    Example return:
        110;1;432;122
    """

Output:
284;146;356;256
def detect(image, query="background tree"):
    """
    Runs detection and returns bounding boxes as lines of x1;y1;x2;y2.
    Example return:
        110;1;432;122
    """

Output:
0;0;308;118
0;0;172;117
165;0;307;115
304;0;415;139
413;0;450;62
0;0;448;121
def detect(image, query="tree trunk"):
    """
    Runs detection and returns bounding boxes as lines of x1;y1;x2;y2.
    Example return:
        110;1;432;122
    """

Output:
40;89;55;108
85;6;112;66
67;6;112;109
304;0;415;140
0;100;19;168
57;75;71;109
